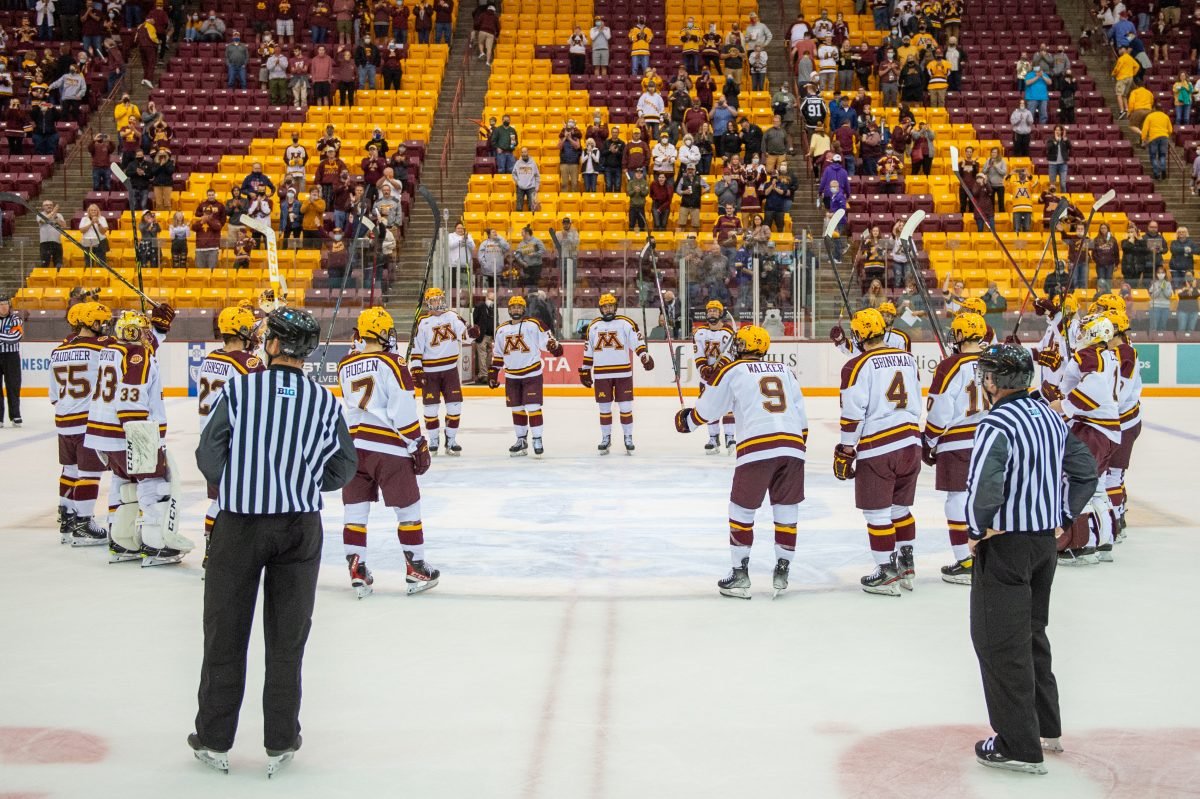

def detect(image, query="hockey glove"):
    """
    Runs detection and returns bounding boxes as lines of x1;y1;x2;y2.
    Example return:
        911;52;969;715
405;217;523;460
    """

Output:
487;368;499;390
410;366;425;390
547;338;563;356
674;407;694;433
465;324;482;340
149;301;176;333
1003;334;1021;345
829;325;847;348
921;438;938;466
1035;347;1062;371
411;436;432;475
1033;297;1054;317
578;367;593;389
1039;381;1063;403
641;353;655;370
833;445;857;480
699;363;717;383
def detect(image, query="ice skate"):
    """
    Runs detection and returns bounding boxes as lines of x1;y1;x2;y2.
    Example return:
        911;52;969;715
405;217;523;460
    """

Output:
940;557;973;585
140;545;185;567
725;434;736;454
509;437;529;457
532;437;544;456
861;561;901;596
975;737;1047;775
1058;546;1098;566
404;550;439;594
705;436;719;454
266;735;301;779
445;433;462;456
624;435;635;454
897;546;916;590
108;537;142;564
1041;737;1064;754
718;557;751;599
11;418;20;428
428;437;439;456
597;435;611;455
188;733;229;774
1096;543;1114;562
772;558;790;598
58;507;74;544
69;516;107;547
1115;515;1127;543
347;554;373;599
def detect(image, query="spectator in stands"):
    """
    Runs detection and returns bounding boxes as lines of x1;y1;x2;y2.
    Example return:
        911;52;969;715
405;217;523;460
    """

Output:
625;167;649;232
651;132;676;180
629;16;652;77
231;227;255;269
48;64;85;122
355;37;380;90
333;0;354;45
581;138;602;192
315;148;346;204
361;144;387;200
135;18;160;83
1170;227;1194;287
277;189;301;245
283;134;308;192
38;200;64;268
636;86;665;140
1141;106;1174;181
1121;225;1149;288
597;127;623;192
1173;71;1194;125
372;182;402;231
1009;99;1034;157
1148;268;1173;330
246;187;272;239
550;217;579;270
200;10;226;42
1023;65;1051;124
224;187;248;246
79;204;109;266
151;149;173;211
471;4;498;65
331;171;356;230
564;26;588;75
971;173;994;232
512;226;546;289
35;0;55;41
1177;274;1199;331
448;220;475;285
1111;45;1138;119
490;115;518;175
378;42;403;90
413;0;433;44
241;162;276;198
83;132;113;191
378;163;405;199
429;0;451;43
1046;125;1070;192
136;211;161;269
673;165;706;232
305;45;332;106
167;211;189;268
558;120;583;192
475;229;507;286
300;189;325;246
224;31;248;89
647;172;673;231
2;96;26;156
335;49;357;105
265;46;289;105
982;282;1007;328
124;150;151;211
510;147;541;212
81;2;105;57
1090;222;1119;287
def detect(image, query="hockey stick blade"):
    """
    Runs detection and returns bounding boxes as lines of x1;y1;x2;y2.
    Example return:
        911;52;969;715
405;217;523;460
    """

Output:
1092;188;1116;212
823;208;845;239
109;163;129;184
240;216;290;297
949;145;960;173
899;210;925;242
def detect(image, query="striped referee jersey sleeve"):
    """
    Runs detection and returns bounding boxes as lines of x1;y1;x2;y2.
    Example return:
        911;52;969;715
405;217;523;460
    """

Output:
321;419;357;491
965;422;1009;539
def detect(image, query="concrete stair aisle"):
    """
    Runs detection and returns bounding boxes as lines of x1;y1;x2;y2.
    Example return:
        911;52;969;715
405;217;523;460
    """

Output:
1055;0;1200;238
388;9;485;322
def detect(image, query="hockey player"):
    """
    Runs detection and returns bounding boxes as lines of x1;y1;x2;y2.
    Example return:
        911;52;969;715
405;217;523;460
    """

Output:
830;300;912;355
956;296;998;345
1031;293;1079;401
692;300;737;454
198;306;266;564
337;307;437;598
1050;313;1121;564
834;308;923;596
579;293;654;454
1104;307;1140;541
84;305;191;565
489;295;563;457
49;301;112;546
409;287;479;455
674;325;808;598
922;312;989;584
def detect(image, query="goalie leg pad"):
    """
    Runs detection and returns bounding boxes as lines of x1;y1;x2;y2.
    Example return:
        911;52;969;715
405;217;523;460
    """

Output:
109;480;143;554
124;420;162;475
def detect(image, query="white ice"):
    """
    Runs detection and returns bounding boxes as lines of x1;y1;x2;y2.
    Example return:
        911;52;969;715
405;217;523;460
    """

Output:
1;395;1197;798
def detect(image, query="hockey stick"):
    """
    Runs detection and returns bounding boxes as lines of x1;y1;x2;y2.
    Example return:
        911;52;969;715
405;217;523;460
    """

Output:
898;210;949;358
109;163;146;310
316;193;377;374
240;215;290;300
645;236;685;405
0;190;164;309
820;208;854;321
1010;198;1075;340
404;185;443;362
1063;188;1116;297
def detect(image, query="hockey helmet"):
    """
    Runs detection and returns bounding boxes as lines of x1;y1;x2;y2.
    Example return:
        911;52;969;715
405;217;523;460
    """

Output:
356;306;396;346
76;302;111;334
598;292;618;321
705;299;725;323
959;296;987;316
950;312;987;346
977;344;1034;390
1077;313;1115;348
424;287;446;312
265;306;321;359
66;302;82;329
217;305;257;342
735;325;771;357
850;308;887;344
1104;308;1130;335
508;295;527;319
1061;293;1079;317
114;310;150;343
1090;292;1126;315
877;301;897;321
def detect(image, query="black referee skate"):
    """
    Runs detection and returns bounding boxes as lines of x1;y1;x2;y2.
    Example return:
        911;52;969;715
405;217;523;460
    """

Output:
861;561;901;596
404;550;439;595
940;557;973;585
624;435;635;454
266;735;302;779
347;554;374;599
188;733;229;774
509;437;529;457
772;558;790;598
705;436;720;454
532;437;544;456
1058;546;1099;566
69;516;107;547
58;507;74;544
718;557;752;599
975;736;1047;775
897;545;916;591
597;435;611;455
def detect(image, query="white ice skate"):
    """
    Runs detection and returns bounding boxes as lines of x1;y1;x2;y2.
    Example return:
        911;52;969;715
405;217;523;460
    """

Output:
532;437;544;457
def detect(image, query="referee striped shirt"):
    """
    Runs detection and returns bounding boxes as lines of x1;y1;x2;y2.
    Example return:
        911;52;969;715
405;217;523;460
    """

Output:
197;364;357;515
0;312;22;353
965;392;1098;539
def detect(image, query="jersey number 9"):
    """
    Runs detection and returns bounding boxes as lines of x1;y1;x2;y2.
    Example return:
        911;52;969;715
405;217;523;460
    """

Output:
759;376;787;413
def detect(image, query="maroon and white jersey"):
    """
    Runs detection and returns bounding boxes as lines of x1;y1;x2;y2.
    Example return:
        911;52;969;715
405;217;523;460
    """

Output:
686;358;808;465
84;341;166;453
410;310;471;373
692;324;734;378
492;318;553;378
1059;345;1121;444
835;327;911;356
48;335;110;435
923;352;986;455
839;347;922;460
338;350;422;458
197;348;265;432
582;315;646;379
1114;342;1142;430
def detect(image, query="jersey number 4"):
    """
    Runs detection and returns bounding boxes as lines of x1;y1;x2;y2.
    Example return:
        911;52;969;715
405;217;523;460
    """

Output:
885;372;909;410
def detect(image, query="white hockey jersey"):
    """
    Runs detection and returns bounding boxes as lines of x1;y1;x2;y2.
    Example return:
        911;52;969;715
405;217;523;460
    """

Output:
1034;313;1079;393
492;318;553;378
923;352;986;454
688;359;808;465
836;327;912;357
197;348;265;432
49;335;110;435
410;310;471;373
337;349;422;458
84;340;166;453
838;346;922;459
1059;344;1121;443
693;324;734;378
583;315;647;379
1114;342;1142;430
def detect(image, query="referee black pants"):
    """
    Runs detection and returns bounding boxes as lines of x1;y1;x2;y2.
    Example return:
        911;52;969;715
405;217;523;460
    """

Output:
970;533;1062;763
0;352;20;423
195;511;323;752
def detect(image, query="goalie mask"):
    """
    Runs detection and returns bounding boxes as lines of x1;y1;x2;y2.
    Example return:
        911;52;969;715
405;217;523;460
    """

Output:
1075;313;1115;349
424;287;447;313
259;288;288;314
355;306;396;348
508;295;527;320
705;300;724;325
114;310;150;343
598;292;618;322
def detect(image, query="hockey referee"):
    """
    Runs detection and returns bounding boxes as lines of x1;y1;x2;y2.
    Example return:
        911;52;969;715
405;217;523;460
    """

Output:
190;307;357;776
965;344;1097;776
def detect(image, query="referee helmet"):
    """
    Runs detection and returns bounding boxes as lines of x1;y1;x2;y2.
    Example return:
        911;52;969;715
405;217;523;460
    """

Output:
265;307;321;359
977;344;1034;390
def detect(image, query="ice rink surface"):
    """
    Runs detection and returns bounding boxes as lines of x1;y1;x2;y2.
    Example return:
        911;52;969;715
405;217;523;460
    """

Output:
1;394;1198;798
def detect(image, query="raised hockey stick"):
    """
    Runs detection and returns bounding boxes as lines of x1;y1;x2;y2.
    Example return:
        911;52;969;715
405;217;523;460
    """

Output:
1010;198;1074;340
240;215;290;300
0;190;164;309
316;195;376;374
405;185;443;362
645;236;685;406
899;210;949;358
1063;188;1116;297
820;208;855;321
109;163;145;311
